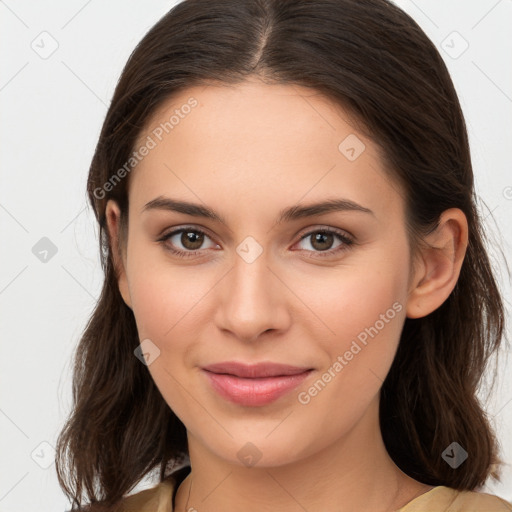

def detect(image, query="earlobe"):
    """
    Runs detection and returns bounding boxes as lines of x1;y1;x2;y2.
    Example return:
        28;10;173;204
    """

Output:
405;208;468;319
105;200;132;309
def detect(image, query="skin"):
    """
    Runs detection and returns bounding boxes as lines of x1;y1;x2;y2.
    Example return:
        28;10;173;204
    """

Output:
106;77;468;512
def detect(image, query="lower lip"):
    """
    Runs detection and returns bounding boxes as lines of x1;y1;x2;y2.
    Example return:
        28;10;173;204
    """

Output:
202;370;313;406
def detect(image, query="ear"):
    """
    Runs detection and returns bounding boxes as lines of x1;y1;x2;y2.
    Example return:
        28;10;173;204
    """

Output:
105;200;132;309
406;208;468;319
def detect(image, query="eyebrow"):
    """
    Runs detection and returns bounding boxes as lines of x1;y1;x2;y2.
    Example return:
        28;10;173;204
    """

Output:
142;196;374;226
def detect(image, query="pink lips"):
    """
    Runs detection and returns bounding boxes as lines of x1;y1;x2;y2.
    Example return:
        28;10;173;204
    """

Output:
202;361;313;406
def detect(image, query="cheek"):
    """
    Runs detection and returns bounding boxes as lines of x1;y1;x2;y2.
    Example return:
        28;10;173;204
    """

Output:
289;277;406;446
126;254;212;424
292;248;409;404
129;269;213;345
319;277;404;390
293;257;407;350
125;229;214;340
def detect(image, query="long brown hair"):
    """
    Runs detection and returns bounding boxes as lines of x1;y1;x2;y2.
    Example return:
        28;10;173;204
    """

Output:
55;0;509;509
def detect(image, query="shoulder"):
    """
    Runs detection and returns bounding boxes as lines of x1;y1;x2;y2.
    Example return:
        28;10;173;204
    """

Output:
117;478;176;512
75;478;176;512
398;486;512;512
115;466;190;512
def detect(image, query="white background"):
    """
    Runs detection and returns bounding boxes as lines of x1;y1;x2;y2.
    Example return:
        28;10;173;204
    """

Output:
1;1;511;510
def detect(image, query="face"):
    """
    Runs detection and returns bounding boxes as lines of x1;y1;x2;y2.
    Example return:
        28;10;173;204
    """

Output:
110;78;416;467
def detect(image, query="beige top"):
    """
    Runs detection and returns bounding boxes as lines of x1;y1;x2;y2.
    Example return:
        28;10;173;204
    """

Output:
118;468;512;512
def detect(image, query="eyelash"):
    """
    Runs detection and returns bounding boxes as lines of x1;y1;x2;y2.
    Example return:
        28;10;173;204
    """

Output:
157;226;355;259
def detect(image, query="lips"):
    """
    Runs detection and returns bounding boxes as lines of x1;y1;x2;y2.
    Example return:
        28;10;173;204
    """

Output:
201;361;314;406
202;361;312;378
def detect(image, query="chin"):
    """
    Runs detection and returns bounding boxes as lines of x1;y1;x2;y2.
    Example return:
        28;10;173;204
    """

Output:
199;429;313;469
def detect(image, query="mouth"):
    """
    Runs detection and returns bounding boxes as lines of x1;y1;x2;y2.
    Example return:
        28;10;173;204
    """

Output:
201;361;314;406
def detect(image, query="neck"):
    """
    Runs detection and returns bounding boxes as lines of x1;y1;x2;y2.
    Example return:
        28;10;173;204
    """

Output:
174;396;432;512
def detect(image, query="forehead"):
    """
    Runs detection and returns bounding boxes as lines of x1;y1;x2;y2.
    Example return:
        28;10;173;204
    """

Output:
129;79;404;224
139;79;366;156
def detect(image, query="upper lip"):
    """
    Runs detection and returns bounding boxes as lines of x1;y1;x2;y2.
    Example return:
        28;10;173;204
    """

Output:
202;361;313;378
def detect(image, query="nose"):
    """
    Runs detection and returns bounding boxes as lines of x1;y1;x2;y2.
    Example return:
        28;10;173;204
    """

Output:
213;250;291;343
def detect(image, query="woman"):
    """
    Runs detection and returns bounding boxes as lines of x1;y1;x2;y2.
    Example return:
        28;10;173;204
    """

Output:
55;0;512;510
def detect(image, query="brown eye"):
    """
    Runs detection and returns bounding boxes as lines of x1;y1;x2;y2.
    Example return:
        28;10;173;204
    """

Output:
310;232;335;251
295;228;354;258
157;227;218;258
180;230;205;250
